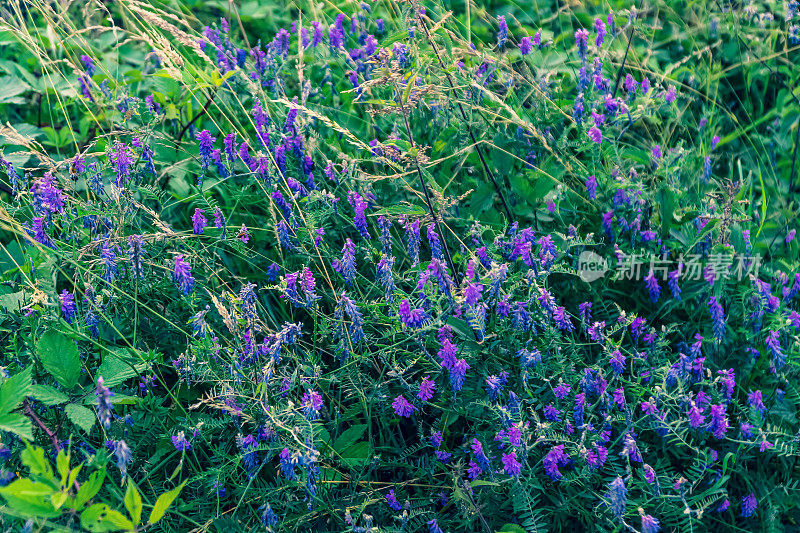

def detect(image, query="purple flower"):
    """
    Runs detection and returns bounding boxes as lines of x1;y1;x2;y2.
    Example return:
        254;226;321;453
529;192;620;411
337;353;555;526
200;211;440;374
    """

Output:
417;377;435;401
748;390;767;414
786;229;796;243
172;431;191;451
109;141;134;186
427;519;444;533
588;126;602;143
575;28;589;60
95;376;114;430
392;395;416;417
708;296;726;340
595;18;606;46
302;390;323;419
543;444;569;481
645;270;660;303
741;493;757;517
585;175;597;198
609;349;625;374
349;193;370;240
495;14;508;46
449;359;470;391
607;477;627;519
173;254;195;294
765;330;785;370
687;402;705;428
398;298;427;329
639;511;660;533
192;208;207;235
333;238;357;285
665;85;677;103
520;36;533;55
108;440;132;475
543;404;560;421
197;130;216;173
502;451;521;477
386;489;402;511
60;290;77;323
708;404;729;439
553;306;574;332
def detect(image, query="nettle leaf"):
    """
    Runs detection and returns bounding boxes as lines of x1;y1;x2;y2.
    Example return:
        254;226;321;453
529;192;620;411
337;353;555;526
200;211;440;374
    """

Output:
65;404;95;434
0;413;32;440
0;367;32;414
29;384;69;406
37;329;81;389
0;75;28;104
96;349;149;387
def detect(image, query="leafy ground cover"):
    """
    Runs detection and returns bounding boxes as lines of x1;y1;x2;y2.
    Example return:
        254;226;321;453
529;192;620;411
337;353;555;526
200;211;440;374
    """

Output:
0;0;799;531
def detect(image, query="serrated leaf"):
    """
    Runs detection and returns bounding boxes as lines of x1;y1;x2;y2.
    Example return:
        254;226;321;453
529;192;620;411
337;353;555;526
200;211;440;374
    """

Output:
0;412;32;440
0;76;28;104
37;329;81;389
97;350;148;387
30;384;69;406
65;404;94;434
148;480;186;524
0;367;31;414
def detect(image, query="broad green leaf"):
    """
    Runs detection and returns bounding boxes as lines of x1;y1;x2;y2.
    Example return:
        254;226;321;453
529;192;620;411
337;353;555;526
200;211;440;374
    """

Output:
30;384;69;406
21;446;53;479
0;412;32;440
73;466;106;510
65;404;95;434
148;480;186;524
124;478;143;525
0;76;28;104
332;424;367;454
0;478;60;518
496;525;527;533
97;350;148;387
37;330;81;389
0;367;32;414
81;503;135;532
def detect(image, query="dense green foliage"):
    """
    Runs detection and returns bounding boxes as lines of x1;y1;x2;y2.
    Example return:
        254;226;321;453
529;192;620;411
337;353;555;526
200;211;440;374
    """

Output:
0;0;799;531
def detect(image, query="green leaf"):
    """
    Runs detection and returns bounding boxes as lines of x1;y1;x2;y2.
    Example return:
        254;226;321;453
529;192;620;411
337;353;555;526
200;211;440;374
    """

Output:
73;466;106;510
65;404;95;434
37;329;81;389
0;76;28;104
81;503;135;532
496;524;527;533
340;441;371;467
124;479;143;526
373;204;427;216
96;349;148;387
0;412;32;440
30;384;69;406
0;367;32;414
148;480;186;524
21;445;53;479
332;424;367;454
0;478;60;518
